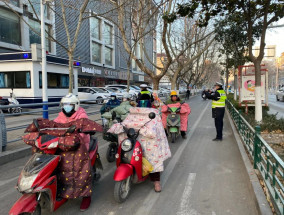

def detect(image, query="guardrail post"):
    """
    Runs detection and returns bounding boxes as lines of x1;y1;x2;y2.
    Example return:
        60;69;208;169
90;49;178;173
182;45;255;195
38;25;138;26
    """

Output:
254;125;261;169
0;109;7;152
238;110;242;130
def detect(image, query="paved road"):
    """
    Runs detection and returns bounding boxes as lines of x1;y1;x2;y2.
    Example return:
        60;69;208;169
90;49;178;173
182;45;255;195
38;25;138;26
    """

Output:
0;96;259;215
268;94;284;119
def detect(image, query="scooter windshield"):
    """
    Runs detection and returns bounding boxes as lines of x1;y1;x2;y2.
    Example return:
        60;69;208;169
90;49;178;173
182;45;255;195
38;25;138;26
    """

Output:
23;153;58;176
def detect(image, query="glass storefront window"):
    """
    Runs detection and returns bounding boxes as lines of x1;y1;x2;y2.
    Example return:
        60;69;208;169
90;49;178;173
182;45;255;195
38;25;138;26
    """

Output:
90;17;100;40
0;71;31;88
0;7;21;45
39;72;69;88
29;19;51;52
92;42;101;63
105;46;112;66
104;23;112;45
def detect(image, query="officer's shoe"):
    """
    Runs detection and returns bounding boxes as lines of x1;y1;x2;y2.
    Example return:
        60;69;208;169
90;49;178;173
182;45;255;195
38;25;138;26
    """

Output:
212;138;222;141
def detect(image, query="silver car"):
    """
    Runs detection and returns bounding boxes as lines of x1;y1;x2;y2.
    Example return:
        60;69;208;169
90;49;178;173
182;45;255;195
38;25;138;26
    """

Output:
276;88;284;101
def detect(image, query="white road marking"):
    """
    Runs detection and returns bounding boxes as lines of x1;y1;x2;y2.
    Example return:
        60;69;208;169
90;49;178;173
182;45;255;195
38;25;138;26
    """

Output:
135;102;210;215
0;176;18;186
176;173;197;215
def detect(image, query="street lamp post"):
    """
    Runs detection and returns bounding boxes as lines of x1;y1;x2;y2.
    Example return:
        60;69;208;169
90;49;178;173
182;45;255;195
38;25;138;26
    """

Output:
41;0;48;119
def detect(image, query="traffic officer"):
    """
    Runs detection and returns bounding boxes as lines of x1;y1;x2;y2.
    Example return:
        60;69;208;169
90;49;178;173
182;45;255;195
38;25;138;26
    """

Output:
137;84;154;107
205;82;227;141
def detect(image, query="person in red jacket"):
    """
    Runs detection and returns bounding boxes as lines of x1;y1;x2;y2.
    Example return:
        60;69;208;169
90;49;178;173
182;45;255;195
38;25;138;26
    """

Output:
54;93;92;212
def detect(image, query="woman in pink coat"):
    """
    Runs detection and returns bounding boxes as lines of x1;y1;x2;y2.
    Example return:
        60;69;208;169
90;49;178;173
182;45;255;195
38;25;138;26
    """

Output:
54;93;92;212
161;91;191;139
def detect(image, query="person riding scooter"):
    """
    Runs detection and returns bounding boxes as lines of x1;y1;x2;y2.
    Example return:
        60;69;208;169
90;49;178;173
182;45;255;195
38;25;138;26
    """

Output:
53;93;93;211
100;93;121;115
162;91;191;139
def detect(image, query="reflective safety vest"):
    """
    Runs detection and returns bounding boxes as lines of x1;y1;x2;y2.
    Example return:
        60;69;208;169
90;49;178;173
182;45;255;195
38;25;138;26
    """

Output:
141;90;151;96
212;90;227;108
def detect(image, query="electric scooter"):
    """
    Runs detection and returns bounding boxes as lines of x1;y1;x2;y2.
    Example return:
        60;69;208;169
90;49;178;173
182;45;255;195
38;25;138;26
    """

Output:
105;111;122;163
166;105;181;143
9;121;103;215
113;112;156;203
8;88;22;114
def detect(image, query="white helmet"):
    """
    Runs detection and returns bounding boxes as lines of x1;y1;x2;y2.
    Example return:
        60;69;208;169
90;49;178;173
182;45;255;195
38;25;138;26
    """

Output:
60;93;80;111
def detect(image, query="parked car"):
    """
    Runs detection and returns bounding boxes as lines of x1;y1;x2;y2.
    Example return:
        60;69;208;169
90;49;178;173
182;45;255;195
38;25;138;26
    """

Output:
276;87;284;101
105;85;139;96
97;87;123;101
78;87;108;103
131;85;141;92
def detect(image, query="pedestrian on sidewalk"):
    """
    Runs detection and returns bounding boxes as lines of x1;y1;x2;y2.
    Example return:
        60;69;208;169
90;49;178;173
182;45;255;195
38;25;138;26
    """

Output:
205;82;227;141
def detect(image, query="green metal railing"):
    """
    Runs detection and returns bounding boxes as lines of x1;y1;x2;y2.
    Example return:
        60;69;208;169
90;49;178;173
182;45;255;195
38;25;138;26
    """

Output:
226;100;284;214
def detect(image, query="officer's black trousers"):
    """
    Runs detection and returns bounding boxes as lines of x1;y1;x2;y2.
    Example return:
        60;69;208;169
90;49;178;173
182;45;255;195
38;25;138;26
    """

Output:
214;108;225;139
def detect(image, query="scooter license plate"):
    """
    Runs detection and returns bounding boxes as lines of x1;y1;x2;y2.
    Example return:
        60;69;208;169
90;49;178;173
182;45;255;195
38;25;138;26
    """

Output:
172;115;175;117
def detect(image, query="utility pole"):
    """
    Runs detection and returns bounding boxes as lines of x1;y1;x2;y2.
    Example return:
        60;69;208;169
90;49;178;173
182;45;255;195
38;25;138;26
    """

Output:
41;0;49;119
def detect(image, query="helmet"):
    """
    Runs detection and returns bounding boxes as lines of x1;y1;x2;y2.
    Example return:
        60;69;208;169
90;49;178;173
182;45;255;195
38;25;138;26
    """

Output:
60;93;80;111
214;82;223;87
140;84;147;88
170;91;177;96
123;93;131;99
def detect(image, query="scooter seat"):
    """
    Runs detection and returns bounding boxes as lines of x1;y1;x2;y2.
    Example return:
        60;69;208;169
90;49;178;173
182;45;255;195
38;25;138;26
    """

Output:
89;137;98;152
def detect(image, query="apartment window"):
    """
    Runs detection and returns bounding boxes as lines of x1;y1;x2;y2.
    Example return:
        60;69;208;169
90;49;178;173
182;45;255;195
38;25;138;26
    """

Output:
0;71;31;88
39;72;69;88
105;46;112;66
104;23;112;45
27;0;50;19
90;17;100;40
29;19;51;52
91;42;101;63
90;15;114;67
0;7;21;45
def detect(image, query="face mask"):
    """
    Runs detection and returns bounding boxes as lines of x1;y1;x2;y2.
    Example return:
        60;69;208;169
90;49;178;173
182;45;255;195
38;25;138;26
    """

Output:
111;97;115;100
63;105;73;113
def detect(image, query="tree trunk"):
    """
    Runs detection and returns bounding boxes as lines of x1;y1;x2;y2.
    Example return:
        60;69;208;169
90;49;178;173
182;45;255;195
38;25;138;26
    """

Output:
234;69;237;101
127;59;131;92
152;78;160;91
68;52;74;93
171;72;179;90
226;67;229;94
254;62;262;123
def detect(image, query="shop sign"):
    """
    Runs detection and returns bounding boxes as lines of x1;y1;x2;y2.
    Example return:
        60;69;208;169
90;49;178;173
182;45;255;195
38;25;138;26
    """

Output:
118;71;133;80
81;67;102;75
104;70;119;78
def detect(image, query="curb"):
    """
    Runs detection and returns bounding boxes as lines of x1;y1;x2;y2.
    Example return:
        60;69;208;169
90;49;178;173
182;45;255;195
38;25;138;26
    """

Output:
226;110;272;215
0;145;31;165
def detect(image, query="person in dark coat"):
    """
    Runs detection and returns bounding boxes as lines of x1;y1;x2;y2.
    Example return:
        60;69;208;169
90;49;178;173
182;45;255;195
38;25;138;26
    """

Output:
100;93;121;114
136;84;154;107
205;82;227;141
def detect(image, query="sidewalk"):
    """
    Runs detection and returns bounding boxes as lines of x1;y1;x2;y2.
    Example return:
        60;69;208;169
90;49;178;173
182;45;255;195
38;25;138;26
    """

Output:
147;99;269;215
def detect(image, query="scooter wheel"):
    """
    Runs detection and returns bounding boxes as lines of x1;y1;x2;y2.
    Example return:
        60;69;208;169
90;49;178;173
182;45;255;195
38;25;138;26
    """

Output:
21;204;41;215
114;176;131;203
171;133;176;143
106;143;117;163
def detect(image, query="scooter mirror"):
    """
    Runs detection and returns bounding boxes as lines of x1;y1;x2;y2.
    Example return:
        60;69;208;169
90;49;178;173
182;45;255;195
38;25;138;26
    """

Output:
33;119;40;131
149;112;156;119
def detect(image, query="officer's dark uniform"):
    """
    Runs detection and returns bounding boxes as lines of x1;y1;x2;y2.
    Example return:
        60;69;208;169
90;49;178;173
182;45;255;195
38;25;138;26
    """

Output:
136;89;154;107
205;87;227;141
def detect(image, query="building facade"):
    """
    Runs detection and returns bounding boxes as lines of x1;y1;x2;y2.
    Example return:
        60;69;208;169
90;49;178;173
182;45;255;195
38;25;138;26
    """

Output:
0;0;155;101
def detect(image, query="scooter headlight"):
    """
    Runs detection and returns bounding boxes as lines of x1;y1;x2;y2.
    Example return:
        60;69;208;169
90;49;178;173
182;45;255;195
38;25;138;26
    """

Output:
18;172;38;193
121;139;132;152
